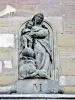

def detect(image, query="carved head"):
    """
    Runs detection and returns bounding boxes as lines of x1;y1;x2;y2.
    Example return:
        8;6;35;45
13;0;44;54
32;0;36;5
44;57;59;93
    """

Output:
25;20;33;29
32;13;44;25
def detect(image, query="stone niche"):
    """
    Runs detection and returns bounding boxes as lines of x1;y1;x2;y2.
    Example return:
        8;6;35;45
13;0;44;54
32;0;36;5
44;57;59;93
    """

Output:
0;13;63;94
16;13;62;94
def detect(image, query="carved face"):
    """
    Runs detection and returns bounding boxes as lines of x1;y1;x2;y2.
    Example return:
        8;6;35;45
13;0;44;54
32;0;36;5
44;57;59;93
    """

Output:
32;13;44;25
36;15;43;23
26;21;33;29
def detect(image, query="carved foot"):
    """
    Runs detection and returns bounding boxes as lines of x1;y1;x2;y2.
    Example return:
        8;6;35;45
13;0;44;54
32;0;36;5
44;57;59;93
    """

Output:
29;69;39;77
30;69;51;79
38;70;51;79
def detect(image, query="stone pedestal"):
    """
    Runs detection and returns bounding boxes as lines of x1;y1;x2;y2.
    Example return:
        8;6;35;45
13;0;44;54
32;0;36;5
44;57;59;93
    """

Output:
16;79;58;94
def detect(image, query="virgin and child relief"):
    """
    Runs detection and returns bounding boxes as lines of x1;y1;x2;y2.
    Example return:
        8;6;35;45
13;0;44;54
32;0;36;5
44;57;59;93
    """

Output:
19;13;53;79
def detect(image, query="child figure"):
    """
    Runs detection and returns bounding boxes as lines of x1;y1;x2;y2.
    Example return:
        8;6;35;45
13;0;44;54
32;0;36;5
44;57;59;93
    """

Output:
19;21;36;79
20;20;35;58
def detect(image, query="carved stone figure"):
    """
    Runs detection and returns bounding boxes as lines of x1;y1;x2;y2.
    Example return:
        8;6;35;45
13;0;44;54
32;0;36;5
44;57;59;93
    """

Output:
19;13;52;79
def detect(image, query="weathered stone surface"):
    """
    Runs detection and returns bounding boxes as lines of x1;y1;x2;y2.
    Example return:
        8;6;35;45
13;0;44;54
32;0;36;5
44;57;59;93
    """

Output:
59;76;75;86
63;18;75;33
17;0;59;5
0;19;9;27
59;57;75;75
0;18;23;27
4;60;12;68
64;87;75;93
0;27;19;34
16;5;36;12
0;85;16;94
0;34;14;47
57;34;75;46
62;0;75;5
0;0;16;5
0;75;16;85
46;17;62;34
17;79;58;94
8;18;22;27
59;76;66;86
58;47;75;56
0;5;6;10
0;48;13;60
36;5;62;16
63;6;75;18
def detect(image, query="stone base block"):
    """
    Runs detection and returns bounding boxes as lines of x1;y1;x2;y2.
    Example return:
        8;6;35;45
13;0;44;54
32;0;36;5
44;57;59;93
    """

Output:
16;79;58;94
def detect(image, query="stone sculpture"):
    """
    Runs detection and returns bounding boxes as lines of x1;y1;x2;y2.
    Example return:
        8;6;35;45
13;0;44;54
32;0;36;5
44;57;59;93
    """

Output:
19;13;52;79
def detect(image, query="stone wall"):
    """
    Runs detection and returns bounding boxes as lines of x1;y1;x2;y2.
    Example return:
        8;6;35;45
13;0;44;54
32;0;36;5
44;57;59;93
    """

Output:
0;0;75;94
